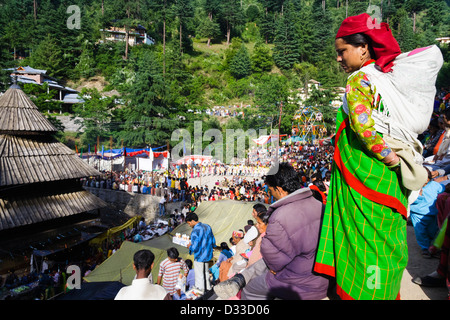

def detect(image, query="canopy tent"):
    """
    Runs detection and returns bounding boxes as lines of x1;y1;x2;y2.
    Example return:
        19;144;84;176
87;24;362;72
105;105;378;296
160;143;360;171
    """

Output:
252;134;287;145
171;155;213;165
79;149;168;160
55;281;126;300
89;215;142;247
318;135;334;146
84;200;263;286
84;241;180;285
283;136;304;144
168;200;258;245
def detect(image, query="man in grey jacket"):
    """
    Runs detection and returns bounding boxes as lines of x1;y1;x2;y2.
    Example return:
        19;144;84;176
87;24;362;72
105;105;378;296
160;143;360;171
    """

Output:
214;162;329;300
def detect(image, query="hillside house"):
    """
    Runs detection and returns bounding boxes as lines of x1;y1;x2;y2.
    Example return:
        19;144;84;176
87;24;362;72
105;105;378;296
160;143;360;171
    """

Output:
6;66;84;113
100;24;155;46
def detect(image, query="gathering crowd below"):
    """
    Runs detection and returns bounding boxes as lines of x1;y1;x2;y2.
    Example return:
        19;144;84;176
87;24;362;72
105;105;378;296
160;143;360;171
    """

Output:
1;88;449;300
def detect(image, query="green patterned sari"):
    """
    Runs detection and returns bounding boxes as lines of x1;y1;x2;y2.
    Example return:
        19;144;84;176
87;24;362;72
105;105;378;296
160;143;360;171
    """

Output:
314;107;409;300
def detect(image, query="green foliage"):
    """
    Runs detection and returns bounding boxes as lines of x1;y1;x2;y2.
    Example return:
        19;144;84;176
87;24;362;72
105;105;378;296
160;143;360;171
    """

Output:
0;0;448;146
223;37;244;69
254;74;288;115
22;82;62;114
251;41;273;73
304;86;338;133
258;10;275;44
27;34;65;78
115;47;179;147
229;44;252;79
246;4;260;22
197;17;221;45
272;1;301;70
72;88;117;146
75;40;97;79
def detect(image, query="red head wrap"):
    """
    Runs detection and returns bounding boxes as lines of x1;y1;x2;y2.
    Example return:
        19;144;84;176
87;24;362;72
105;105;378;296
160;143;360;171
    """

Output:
336;13;401;73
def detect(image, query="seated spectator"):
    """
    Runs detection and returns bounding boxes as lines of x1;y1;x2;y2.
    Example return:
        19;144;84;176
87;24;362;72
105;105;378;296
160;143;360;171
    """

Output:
214;162;329;300
185;259;195;292
218;232;242;282
115;249;170;300
410;168;445;257
423;117;444;158
247;205;270;267
228;227;258;277
424;109;450;172
412;199;450;298
210;242;234;282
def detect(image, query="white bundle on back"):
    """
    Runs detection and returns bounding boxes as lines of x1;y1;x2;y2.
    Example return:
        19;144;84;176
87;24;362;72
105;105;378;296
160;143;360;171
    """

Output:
361;45;443;157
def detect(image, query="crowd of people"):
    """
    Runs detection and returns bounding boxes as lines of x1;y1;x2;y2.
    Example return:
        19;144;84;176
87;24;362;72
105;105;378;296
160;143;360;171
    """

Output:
3;11;450;301
111;12;450;301
82;141;335;209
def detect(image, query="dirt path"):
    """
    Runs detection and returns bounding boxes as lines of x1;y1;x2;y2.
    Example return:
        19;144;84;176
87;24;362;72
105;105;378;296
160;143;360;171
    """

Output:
402;224;447;300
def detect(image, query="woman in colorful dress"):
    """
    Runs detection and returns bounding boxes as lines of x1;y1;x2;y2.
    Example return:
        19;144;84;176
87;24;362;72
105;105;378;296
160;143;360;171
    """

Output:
313;13;443;300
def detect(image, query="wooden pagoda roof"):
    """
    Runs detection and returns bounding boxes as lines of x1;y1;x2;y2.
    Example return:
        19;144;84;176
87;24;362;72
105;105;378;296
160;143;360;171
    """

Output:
0;84;107;231
0;134;101;187
0;84;57;134
0;186;108;231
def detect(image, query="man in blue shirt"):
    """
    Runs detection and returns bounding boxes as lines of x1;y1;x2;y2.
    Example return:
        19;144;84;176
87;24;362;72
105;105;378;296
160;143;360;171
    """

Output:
186;212;216;292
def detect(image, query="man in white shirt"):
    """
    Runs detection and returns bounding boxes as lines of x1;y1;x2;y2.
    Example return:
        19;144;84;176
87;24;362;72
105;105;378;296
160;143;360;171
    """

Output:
115;249;170;300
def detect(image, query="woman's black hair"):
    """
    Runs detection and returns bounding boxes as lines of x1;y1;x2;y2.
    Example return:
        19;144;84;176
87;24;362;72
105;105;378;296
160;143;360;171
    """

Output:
253;203;267;214
444;107;450;121
219;242;230;251
424;166;432;181
340;33;376;60
312;179;327;192
256;206;271;225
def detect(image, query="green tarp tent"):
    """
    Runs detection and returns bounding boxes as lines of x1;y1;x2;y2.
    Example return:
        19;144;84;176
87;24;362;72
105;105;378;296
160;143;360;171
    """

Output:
84;200;263;285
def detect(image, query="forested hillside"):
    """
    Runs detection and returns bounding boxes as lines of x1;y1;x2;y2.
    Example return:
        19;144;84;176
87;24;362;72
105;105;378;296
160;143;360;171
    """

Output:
0;0;448;150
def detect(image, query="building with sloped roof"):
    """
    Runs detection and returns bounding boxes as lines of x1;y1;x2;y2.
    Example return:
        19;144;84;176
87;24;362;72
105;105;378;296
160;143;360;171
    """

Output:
0;82;108;273
6;66;84;113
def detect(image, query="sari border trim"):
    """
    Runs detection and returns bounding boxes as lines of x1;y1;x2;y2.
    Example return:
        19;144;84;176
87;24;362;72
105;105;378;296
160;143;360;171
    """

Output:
336;284;401;300
313;262;335;278
334;117;407;219
314;263;401;300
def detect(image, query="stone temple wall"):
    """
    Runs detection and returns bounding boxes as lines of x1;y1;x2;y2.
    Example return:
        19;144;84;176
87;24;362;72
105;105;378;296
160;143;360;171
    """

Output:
84;187;185;223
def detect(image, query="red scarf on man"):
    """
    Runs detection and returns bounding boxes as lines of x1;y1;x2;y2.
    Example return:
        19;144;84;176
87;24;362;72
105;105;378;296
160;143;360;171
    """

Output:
336;13;401;73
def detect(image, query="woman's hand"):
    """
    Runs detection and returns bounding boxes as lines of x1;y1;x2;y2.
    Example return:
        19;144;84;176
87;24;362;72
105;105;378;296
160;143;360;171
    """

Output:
382;151;400;166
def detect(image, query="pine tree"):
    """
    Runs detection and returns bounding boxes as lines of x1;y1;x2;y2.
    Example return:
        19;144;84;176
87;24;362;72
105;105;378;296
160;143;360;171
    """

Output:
310;1;334;65
75;40;96;79
229;43;252;79
296;2;315;62
27;34;64;78
394;8;417;52
251;41;273;73
173;0;194;54
220;0;245;44
258;9;275;44
197;16;221;47
117;48;178;147
272;1;300;70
